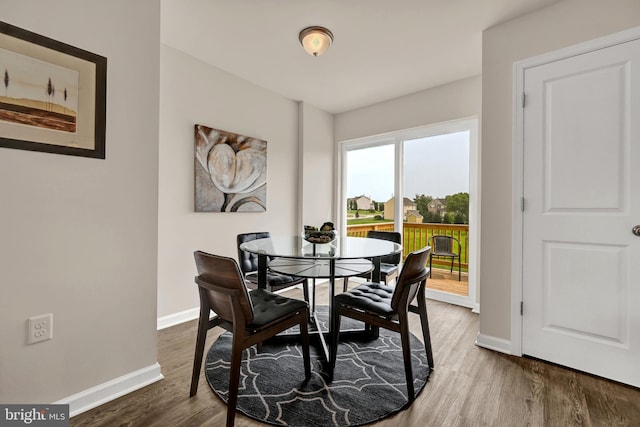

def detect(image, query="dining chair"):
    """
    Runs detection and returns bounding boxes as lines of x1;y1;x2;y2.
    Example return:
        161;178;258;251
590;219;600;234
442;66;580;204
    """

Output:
332;246;433;402
428;235;461;281
190;251;311;427
237;232;311;302
343;230;402;291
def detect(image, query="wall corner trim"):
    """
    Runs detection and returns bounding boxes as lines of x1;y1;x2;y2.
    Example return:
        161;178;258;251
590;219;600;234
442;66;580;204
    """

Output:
475;333;512;355
56;363;164;417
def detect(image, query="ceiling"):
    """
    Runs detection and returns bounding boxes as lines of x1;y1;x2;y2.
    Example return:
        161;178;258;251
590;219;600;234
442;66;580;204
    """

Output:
161;0;562;114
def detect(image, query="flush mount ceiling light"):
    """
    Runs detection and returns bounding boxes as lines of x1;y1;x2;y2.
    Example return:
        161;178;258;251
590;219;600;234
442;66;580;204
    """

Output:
299;26;334;57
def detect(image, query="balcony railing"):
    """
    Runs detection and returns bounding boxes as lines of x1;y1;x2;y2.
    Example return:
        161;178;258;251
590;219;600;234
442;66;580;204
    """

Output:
346;222;469;272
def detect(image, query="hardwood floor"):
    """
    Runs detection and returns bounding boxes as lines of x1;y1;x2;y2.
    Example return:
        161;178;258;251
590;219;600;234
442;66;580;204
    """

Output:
426;269;469;296
71;286;640;426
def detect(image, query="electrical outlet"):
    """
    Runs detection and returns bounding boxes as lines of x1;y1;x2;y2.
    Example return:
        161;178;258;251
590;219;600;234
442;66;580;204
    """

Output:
28;313;53;344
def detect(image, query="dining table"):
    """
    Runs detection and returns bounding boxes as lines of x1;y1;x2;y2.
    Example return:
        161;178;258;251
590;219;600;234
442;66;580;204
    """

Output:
239;235;403;378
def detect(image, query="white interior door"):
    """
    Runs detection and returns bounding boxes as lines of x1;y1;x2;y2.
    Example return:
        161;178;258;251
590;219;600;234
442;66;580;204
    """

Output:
522;37;640;387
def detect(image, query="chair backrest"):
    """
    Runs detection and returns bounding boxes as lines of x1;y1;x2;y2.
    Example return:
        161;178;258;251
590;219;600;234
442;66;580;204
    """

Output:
430;235;455;254
366;230;402;265
236;232;271;274
391;246;431;312
194;251;254;326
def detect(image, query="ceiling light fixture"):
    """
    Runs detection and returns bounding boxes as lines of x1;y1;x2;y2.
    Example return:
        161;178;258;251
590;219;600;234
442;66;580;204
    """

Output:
299;26;333;57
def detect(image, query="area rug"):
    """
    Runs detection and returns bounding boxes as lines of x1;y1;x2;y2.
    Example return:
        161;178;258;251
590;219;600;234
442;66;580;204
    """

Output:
204;307;430;426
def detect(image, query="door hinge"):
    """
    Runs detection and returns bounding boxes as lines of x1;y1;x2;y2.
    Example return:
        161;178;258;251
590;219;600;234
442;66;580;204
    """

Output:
522;93;526;108
521;197;525;212
520;301;524;316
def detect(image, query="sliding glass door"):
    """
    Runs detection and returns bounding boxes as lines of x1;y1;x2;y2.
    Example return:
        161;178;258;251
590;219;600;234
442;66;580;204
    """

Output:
340;119;478;310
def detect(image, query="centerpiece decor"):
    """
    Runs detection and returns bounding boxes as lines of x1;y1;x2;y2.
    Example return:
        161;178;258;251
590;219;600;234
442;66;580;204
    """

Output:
303;221;335;243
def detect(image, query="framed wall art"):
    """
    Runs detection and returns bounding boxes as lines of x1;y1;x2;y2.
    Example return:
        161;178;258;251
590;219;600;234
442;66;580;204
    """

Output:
0;21;107;159
195;124;267;212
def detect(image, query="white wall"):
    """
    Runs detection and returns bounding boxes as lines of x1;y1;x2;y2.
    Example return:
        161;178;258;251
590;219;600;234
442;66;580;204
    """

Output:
335;75;481;142
479;0;640;345
299;102;336;229
157;46;326;320
0;0;161;408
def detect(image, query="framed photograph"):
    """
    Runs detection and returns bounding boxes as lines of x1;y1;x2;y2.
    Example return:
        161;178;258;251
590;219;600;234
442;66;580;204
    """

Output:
195;124;267;212
0;21;106;158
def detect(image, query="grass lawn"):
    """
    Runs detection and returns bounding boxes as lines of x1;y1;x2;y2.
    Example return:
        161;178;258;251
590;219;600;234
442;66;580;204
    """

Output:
347;217;392;225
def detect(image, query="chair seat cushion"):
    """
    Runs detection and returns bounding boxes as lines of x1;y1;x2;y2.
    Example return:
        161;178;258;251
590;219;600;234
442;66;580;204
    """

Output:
249;288;308;328
335;282;395;317
379;263;398;276
356;263;398;280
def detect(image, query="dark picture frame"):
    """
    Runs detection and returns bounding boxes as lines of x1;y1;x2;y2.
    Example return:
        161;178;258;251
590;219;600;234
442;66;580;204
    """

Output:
0;21;107;159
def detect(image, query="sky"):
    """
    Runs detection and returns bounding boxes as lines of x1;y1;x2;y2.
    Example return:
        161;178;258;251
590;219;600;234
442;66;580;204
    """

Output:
347;131;470;202
1;47;79;109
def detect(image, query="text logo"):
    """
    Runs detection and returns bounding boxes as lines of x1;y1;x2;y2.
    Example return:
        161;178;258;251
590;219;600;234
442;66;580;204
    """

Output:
1;405;69;426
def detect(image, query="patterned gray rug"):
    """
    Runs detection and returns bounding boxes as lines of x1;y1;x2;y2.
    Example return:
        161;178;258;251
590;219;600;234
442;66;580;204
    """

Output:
205;307;430;426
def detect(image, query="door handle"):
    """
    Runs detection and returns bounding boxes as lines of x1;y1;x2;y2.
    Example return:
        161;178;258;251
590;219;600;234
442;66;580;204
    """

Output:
634;225;640;236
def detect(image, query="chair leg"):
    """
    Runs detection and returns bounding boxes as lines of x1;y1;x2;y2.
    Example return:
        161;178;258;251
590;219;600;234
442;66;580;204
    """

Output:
310;279;316;315
302;279;315;321
226;335;244;427
449;256;454;273
343;277;348;292
190;306;209;397
458;258;461;281
429;254;433;278
299;309;311;379
330;307;343;376
399;312;415;402
302;278;310;303
417;283;434;368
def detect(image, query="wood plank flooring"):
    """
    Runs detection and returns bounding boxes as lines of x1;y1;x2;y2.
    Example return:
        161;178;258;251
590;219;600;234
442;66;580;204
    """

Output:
71;285;640;426
426;269;469;296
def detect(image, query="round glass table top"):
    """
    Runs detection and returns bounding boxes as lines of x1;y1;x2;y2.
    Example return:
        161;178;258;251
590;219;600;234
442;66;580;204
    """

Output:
239;235;402;260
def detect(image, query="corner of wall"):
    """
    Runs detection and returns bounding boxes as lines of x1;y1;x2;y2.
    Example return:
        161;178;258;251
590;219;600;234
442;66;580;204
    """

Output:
475;333;512;355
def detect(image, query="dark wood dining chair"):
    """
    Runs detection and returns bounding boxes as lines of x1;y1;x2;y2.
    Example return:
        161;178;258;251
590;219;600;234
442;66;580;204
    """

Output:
237;232;311;302
332;246;433;402
190;251;311;427
343;230;402;291
428;235;461;281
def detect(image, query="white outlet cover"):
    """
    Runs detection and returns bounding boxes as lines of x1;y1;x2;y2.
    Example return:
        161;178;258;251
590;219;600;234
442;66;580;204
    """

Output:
28;313;53;344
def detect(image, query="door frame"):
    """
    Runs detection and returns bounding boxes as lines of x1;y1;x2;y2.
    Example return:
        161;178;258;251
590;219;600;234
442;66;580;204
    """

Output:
511;25;640;357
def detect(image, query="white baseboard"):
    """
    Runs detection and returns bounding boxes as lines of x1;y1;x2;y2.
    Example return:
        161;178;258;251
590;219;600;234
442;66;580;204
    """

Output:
475;333;512;354
56;363;164;417
157;307;199;330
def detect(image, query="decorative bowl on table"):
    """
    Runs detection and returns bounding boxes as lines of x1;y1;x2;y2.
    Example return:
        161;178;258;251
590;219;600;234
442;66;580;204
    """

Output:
303;222;336;244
